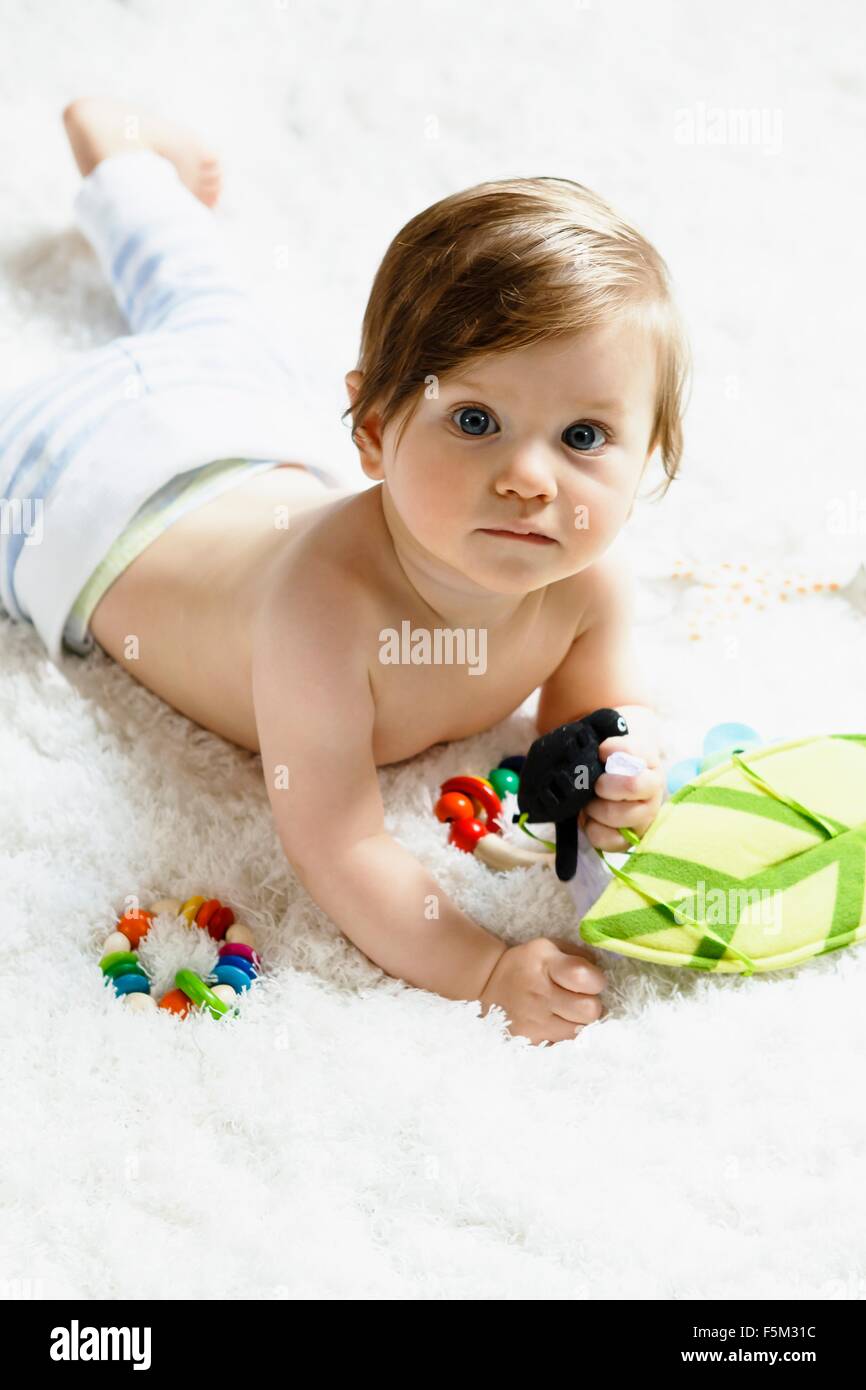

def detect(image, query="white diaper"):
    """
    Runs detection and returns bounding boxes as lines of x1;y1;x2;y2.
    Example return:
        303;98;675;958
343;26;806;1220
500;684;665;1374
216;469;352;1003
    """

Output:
0;149;344;664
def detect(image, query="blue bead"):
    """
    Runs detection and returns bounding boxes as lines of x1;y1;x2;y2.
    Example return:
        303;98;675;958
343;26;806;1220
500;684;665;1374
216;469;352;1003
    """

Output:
218;953;257;979
113;972;150;997
210;964;252;993
498;755;525;773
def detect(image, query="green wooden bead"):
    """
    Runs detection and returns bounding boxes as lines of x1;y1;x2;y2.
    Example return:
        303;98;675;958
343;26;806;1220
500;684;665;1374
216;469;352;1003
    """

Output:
487;767;520;798
176;968;230;1019
99;950;141;976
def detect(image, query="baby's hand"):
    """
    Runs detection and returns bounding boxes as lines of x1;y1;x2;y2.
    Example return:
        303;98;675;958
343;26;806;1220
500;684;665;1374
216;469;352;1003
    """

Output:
479;937;607;1045
578;736;665;851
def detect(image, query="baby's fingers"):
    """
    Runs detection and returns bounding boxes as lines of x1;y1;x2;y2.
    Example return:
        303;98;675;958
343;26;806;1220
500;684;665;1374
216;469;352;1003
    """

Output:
583;793;656;829
537;1015;598;1045
594;768;660;801
547;947;607;996
553;937;602;967
583;818;633;851
549;983;606;1026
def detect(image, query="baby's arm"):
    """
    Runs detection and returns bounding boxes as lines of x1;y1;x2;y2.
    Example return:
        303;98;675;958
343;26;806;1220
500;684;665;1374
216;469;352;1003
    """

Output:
537;551;665;847
250;559;507;1002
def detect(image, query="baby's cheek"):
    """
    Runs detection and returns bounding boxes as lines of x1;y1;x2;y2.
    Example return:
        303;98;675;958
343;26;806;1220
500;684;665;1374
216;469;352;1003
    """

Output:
572;487;632;554
393;476;450;541
422;497;466;552
411;471;463;528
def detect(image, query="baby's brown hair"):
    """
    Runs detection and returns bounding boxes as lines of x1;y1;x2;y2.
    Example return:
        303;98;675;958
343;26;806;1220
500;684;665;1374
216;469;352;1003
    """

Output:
343;176;691;500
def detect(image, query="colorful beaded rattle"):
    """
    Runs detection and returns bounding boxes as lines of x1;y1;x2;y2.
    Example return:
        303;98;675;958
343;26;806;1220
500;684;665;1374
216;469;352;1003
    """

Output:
434;755;557;870
98;894;262;1019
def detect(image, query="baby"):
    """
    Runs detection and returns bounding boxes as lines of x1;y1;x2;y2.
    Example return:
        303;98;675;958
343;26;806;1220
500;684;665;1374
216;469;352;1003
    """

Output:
1;98;688;1044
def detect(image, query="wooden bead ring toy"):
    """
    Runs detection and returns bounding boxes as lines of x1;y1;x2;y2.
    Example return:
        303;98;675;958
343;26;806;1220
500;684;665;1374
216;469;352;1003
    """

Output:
98;894;262;1018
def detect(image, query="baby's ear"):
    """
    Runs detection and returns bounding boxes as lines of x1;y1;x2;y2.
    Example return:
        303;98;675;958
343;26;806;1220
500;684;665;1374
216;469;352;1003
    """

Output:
344;369;363;406
344;372;386;480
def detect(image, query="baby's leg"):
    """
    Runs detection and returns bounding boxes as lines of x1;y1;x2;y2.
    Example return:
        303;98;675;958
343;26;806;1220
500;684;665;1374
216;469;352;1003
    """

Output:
0;99;337;655
63;97;221;206
63;98;288;371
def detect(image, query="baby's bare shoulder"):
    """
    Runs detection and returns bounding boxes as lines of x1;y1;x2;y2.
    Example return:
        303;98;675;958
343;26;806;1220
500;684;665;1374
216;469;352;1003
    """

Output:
256;491;386;652
556;546;637;643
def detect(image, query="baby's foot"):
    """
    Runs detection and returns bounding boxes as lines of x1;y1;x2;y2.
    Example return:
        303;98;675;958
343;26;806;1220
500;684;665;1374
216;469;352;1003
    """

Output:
62;97;222;208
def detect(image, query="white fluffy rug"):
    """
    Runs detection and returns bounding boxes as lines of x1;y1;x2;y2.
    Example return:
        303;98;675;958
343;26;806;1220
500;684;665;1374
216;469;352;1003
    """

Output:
2;0;866;1301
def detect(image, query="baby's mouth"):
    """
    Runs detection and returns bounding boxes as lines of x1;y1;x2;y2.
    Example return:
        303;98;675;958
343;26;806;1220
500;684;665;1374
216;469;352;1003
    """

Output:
476;527;557;545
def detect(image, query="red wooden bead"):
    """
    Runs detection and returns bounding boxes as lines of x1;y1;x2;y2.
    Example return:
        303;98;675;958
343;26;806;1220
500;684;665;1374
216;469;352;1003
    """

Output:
207;905;235;940
449;817;488;853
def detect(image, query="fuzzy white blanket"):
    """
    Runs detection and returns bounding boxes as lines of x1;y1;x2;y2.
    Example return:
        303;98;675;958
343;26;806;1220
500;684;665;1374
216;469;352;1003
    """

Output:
2;0;866;1301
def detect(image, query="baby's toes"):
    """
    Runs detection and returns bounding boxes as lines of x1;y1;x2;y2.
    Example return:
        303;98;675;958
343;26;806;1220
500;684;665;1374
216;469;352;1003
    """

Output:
197;155;222;206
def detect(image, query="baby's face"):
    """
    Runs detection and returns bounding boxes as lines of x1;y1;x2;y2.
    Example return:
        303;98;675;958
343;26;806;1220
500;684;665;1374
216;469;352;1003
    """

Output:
373;320;658;592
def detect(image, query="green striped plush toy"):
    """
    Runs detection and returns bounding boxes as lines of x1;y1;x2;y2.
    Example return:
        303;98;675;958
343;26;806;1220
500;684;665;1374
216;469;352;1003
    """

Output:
580;734;866;973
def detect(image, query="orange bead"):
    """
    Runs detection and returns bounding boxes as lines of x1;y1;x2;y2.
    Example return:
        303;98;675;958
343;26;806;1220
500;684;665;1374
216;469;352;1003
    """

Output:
116;909;154;948
195;898;222;930
435;792;474;823
158;989;191;1017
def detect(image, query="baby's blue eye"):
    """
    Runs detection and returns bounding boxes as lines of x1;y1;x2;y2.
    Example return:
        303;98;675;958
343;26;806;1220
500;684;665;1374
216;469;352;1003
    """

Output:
564;421;606;452
453;406;497;437
452;407;607;451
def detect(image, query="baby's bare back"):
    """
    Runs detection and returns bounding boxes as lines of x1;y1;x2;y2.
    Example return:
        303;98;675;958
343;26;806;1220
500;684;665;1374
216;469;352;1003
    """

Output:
90;467;583;762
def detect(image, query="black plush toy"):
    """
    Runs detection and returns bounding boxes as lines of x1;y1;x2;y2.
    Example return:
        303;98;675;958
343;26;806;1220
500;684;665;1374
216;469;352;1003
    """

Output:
517;708;629;882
